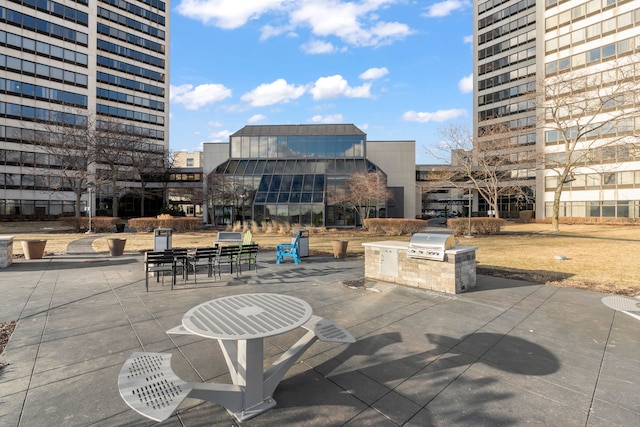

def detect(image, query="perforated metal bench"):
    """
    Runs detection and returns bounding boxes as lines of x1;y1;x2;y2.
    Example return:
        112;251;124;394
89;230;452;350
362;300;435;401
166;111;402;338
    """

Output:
302;315;356;343
118;352;244;422
117;352;193;422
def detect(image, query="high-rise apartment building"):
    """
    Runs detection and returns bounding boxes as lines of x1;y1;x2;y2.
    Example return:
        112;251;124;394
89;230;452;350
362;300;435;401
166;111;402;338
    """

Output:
474;0;640;221
474;0;538;218
1;0;170;219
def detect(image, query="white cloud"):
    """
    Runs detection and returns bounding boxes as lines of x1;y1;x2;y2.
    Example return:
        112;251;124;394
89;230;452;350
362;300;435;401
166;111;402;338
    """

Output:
176;0;286;29
359;67;389;80
463;34;473;44
178;1;413;48
310;75;371;100
291;1;412;47
402;109;467;123
423;0;470;18
301;39;336;54
260;24;292;41
248;114;266;123
241;79;306;106
458;74;473;93
208;129;232;141
308;114;345;123
207;120;223;127
170;83;232;110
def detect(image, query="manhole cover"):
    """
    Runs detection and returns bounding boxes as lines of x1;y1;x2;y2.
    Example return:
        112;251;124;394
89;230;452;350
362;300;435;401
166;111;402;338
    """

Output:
601;296;640;312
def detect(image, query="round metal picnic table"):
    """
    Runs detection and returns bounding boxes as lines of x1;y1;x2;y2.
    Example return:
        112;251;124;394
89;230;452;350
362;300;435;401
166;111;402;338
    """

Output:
182;293;312;339
181;293;313;421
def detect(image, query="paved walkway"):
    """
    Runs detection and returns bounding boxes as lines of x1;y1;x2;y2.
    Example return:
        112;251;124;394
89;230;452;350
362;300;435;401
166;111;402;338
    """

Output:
65;236;101;255
1;241;639;426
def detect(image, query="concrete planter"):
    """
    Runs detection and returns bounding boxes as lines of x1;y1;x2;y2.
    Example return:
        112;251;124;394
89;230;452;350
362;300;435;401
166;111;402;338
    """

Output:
108;238;127;256
332;240;349;259
21;239;47;260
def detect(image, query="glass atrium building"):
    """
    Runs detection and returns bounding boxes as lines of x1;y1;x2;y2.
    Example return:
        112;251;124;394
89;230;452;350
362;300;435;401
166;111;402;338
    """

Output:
207;124;387;227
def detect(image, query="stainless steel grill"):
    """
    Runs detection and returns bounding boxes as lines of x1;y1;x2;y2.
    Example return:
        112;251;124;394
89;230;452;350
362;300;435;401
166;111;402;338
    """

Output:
407;233;456;261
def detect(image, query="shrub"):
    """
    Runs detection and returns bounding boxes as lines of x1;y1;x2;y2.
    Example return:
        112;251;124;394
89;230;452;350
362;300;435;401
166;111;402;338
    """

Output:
128;217;201;232
280;222;291;234
536;217;639;226
306;226;326;234
447;217;506;236
262;221;275;233
60;216;120;232
515;210;534;223
363;218;428;235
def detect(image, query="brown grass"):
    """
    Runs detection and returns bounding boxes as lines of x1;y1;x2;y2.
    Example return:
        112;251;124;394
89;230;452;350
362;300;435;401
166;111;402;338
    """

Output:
2;221;639;295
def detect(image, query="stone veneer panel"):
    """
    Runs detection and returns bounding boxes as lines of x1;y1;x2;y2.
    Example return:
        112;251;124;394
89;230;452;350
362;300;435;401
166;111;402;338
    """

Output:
0;236;15;268
363;241;477;294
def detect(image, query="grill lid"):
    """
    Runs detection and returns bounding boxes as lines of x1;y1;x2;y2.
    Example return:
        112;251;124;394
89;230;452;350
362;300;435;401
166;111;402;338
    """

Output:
407;233;456;261
409;233;456;249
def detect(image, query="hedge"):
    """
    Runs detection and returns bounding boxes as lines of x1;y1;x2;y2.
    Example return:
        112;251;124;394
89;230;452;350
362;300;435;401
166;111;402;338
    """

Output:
446;217;506;236
363;218;428;235
128;217;202;232
60;216;122;232
537;217;640;225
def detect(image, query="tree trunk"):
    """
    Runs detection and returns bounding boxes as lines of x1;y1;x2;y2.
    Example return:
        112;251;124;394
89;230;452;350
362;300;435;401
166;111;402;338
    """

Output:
140;189;145;217
551;184;562;232
111;180;119;217
75;192;82;217
492;203;501;219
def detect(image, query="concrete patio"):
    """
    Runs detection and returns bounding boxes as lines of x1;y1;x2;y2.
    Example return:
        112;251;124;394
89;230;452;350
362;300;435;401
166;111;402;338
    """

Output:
0;243;639;426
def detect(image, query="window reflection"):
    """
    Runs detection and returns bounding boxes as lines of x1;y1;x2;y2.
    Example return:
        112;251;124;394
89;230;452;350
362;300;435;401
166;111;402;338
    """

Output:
229;134;364;160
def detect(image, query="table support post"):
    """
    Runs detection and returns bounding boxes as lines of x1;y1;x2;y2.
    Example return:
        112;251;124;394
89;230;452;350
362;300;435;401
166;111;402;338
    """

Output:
238;339;265;408
263;330;317;397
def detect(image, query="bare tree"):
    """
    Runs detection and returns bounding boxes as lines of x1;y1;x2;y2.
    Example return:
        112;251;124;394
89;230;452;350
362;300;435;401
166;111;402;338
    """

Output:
182;186;205;216
332;171;393;223
127;140;170;217
432;123;534;219
205;172;226;224
204;173;251;224
539;59;640;231
94;118;143;217
34;111;97;217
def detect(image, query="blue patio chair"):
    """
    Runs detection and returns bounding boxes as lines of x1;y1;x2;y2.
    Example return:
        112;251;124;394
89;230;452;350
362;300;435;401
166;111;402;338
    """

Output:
276;230;301;264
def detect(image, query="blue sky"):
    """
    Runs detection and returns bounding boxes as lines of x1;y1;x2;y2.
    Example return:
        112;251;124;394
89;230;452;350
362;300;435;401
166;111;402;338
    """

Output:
168;0;473;164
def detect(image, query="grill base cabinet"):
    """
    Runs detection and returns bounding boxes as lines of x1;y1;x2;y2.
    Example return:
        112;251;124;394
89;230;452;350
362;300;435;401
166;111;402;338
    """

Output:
363;241;477;294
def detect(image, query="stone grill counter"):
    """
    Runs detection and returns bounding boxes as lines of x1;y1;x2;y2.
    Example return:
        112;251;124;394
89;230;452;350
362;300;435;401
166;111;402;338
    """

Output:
362;240;477;294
